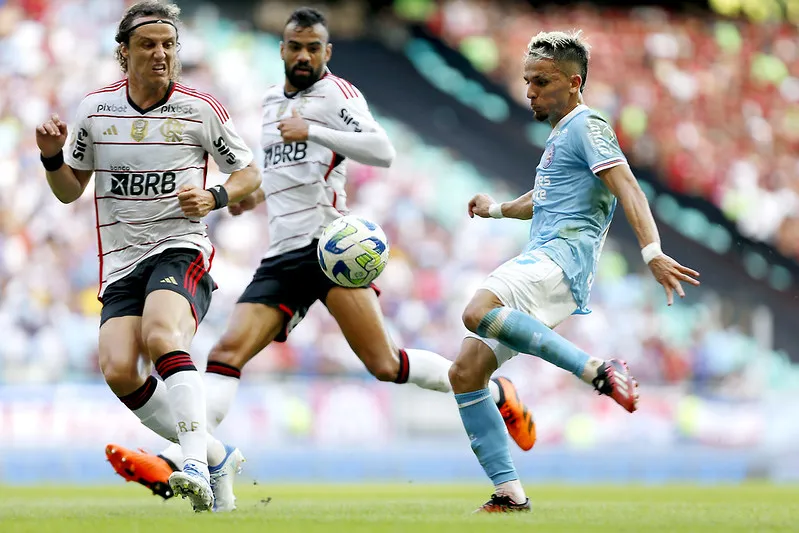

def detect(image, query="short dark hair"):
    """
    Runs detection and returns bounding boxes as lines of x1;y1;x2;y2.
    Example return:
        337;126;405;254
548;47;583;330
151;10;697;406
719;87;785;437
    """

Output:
115;1;181;73
285;7;327;30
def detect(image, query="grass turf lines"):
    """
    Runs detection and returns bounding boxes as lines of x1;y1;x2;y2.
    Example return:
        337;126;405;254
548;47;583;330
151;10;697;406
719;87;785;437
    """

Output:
1;483;797;533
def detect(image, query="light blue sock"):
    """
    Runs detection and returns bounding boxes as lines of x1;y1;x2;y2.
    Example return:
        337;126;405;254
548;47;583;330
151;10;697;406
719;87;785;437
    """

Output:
477;307;589;377
455;389;517;485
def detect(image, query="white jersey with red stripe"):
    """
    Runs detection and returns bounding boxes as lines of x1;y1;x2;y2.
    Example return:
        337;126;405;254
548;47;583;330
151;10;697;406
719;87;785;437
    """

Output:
64;79;254;297
260;70;381;258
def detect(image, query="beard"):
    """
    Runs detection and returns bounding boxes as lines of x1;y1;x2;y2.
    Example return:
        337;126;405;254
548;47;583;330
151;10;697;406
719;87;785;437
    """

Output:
285;62;323;91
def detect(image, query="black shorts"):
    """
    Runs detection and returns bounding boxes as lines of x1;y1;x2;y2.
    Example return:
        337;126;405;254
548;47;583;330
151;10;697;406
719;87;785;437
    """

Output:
238;240;379;342
100;248;215;328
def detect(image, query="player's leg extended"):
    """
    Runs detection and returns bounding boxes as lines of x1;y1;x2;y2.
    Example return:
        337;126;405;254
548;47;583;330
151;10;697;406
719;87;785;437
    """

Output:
463;255;638;413
142;289;216;511
448;337;530;513
99;316;178;499
205;302;285;431
324;285;536;449
325;286;452;391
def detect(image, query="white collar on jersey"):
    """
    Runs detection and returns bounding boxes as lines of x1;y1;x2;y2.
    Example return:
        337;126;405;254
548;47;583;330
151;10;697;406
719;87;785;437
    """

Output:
549;103;589;140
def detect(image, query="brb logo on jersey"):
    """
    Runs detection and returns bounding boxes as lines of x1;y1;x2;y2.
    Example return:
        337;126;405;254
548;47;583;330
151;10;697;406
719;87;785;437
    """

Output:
110;172;176;196
263;141;307;168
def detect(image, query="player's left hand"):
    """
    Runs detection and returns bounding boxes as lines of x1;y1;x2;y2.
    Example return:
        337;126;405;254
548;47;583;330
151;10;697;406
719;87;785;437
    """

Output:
278;109;309;142
177;185;216;218
648;254;700;306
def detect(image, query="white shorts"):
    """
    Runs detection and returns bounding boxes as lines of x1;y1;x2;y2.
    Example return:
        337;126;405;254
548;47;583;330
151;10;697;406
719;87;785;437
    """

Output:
467;250;577;366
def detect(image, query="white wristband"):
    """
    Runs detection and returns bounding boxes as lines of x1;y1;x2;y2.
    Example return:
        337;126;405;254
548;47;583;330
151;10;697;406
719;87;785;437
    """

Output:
488;203;504;219
641;242;663;264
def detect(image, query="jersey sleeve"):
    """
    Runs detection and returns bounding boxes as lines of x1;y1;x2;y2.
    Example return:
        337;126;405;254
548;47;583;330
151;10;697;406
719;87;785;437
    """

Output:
574;114;627;176
323;80;382;134
64;98;95;171
199;100;254;174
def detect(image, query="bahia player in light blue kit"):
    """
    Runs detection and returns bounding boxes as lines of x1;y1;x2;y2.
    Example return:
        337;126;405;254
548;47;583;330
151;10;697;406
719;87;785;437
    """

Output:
448;30;701;513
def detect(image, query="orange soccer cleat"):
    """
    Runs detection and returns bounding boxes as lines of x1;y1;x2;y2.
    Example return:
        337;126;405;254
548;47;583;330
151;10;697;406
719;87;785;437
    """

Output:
492;377;537;451
105;444;178;499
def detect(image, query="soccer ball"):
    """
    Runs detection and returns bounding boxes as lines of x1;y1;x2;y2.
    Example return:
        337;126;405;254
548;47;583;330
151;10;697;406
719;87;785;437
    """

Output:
317;215;389;288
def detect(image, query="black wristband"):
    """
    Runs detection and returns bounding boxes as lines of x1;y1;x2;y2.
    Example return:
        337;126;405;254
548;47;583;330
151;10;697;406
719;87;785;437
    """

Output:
41;150;65;172
207;185;229;210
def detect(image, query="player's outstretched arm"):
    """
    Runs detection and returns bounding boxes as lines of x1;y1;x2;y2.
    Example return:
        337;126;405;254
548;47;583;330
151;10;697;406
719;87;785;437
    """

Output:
598;164;700;305
468;191;533;220
35;114;92;203
228;188;265;216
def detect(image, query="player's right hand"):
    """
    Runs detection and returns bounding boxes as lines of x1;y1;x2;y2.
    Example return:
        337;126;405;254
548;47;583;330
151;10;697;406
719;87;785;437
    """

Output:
648;254;700;306
227;192;258;216
468;193;496;218
35;114;69;157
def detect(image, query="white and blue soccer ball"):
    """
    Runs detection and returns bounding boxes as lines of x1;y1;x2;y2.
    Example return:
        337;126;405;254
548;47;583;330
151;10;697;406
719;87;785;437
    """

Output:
317;215;389;288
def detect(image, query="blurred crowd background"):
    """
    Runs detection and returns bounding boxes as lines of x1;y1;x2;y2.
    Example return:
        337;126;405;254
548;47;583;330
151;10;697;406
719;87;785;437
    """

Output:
2;0;799;481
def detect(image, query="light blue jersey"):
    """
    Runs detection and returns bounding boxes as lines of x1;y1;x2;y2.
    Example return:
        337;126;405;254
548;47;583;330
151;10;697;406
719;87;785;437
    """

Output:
524;104;626;312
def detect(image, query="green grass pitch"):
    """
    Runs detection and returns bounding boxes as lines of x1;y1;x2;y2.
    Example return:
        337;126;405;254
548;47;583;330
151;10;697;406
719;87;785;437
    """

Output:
1;483;798;532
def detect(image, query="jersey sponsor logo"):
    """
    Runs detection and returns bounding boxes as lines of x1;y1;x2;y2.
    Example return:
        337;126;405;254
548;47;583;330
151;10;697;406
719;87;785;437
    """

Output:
586;117;617;157
103;125;119;136
96;103;128;113
263;141;307;168
109;164;130;171
110;171;177;196
213;136;237;165
542;143;555;169
338;108;362;132
159;103;196;115
160;118;186;143
532;175;550;203
130;119;149;142
72;128;89;161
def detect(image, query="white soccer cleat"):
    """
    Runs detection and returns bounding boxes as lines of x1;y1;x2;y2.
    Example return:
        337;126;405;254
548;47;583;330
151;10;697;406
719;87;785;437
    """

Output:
168;462;214;512
209;445;246;512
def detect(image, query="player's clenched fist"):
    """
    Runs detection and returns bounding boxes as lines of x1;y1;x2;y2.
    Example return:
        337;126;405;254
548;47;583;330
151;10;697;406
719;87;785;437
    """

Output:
36;114;69;157
467;193;496;218
277;109;309;143
177;185;216;218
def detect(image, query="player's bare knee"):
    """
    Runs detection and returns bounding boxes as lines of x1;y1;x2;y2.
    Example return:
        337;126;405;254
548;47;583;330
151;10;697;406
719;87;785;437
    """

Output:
448;357;479;393
462;303;488;334
208;339;247;369
100;359;143;395
142;322;185;360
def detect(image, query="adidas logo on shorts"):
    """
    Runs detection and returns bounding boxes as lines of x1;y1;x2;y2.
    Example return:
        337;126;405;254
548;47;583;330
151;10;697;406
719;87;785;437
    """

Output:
160;276;178;285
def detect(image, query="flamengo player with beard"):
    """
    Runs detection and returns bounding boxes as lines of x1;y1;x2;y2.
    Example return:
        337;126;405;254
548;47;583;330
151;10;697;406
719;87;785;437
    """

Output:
108;7;538;504
35;1;261;512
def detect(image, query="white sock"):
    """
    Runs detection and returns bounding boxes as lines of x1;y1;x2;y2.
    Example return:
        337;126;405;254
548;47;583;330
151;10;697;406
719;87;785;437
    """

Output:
495;479;527;504
159;433;223;469
204;372;240;433
580;357;605;385
488;379;501;404
160;442;183;467
161;367;208;467
128;377;179;442
404;348;453;392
